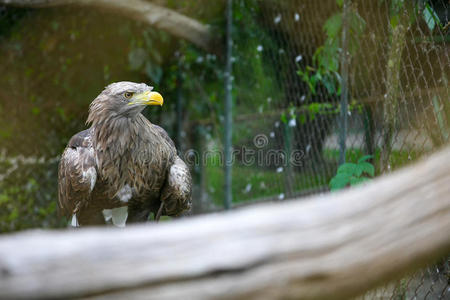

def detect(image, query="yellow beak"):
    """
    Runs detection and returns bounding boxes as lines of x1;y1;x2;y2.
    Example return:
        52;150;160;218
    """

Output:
128;91;164;106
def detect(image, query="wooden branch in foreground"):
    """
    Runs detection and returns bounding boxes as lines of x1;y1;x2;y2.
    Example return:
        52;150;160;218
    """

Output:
0;147;450;300
0;0;215;52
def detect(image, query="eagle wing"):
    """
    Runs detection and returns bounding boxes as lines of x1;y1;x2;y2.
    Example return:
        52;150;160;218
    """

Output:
153;125;192;216
161;156;192;216
58;129;97;220
153;124;176;148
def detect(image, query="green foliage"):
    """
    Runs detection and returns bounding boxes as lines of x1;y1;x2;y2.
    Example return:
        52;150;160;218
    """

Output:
229;0;283;114
294;100;363;125
389;0;406;28
170;0;282;129
0;162;66;232
421;3;441;31
388;0;442;31
324;148;421;172
329;155;374;191
297;1;365;96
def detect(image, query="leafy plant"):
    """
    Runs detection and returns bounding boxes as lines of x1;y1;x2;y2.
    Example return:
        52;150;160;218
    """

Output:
297;0;365;96
329;155;374;191
0;162;66;232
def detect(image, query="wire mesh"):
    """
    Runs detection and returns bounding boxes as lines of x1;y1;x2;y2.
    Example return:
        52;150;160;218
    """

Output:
196;0;450;297
200;0;450;208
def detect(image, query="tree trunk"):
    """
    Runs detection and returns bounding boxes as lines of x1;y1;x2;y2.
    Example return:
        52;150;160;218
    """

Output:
380;5;409;172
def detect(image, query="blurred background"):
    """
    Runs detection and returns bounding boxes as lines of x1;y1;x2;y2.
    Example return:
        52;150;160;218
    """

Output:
0;0;449;296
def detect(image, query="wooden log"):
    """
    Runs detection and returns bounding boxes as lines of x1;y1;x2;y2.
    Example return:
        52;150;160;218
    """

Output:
0;0;215;52
0;147;449;299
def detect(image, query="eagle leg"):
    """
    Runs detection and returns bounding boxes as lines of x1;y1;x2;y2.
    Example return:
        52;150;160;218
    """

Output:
155;202;165;222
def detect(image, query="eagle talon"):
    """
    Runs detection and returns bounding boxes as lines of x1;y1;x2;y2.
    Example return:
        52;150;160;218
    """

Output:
155;202;165;222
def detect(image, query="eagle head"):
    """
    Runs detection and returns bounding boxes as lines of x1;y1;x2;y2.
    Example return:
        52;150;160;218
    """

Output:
87;81;163;123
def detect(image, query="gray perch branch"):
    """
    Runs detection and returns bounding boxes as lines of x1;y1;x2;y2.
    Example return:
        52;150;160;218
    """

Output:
0;146;449;300
0;0;215;52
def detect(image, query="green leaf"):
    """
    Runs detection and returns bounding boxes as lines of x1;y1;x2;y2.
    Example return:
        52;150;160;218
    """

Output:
353;164;364;177
310;74;318;87
8;208;18;222
422;4;440;31
308;103;320;114
390;15;399;28
324;13;342;39
329;173;351;191
358;162;375;177
31;107;40;115
298;69;316;95
422;7;435;31
349;12;366;36
280;112;287;124
357;155;373;163
336;0;343;8
322;76;337;95
299;114;306;125
337;163;358;176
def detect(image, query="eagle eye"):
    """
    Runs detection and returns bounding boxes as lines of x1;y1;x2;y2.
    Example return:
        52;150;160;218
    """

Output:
124;92;134;99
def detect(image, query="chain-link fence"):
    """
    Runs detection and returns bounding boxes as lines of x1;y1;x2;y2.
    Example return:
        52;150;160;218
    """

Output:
188;0;449;298
193;0;449;209
361;258;450;299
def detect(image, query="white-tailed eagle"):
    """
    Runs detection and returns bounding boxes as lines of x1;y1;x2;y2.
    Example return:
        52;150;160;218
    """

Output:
58;81;192;226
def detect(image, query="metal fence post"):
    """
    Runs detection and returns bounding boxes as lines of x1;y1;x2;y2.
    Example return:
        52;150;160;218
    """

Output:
224;0;233;210
283;121;294;197
175;58;183;152
192;124;205;214
338;0;350;165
